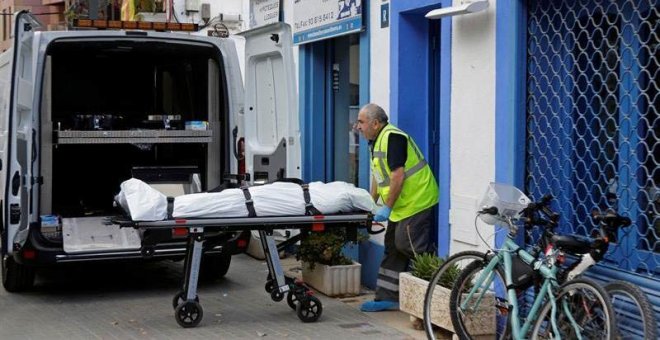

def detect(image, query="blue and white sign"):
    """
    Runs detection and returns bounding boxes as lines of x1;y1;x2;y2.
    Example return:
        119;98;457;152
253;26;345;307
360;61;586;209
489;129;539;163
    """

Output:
292;0;362;44
249;0;280;29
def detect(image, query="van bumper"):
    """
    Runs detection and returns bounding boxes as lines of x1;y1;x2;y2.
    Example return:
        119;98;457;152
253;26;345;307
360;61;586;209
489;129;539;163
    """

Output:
12;228;250;266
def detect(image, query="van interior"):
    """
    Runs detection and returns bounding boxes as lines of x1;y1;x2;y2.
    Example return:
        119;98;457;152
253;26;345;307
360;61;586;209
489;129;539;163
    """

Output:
41;40;229;219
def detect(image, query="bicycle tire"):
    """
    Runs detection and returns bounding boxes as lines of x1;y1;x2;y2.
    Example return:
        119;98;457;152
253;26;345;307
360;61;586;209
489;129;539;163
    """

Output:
449;259;509;340
423;251;489;340
605;280;657;340
531;277;617;340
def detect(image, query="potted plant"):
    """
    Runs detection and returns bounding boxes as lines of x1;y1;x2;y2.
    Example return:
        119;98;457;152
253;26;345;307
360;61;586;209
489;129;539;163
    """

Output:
399;253;495;335
298;227;366;297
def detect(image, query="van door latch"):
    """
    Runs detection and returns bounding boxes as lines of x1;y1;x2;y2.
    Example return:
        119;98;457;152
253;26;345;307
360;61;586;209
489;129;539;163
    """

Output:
10;204;20;224
31;176;43;185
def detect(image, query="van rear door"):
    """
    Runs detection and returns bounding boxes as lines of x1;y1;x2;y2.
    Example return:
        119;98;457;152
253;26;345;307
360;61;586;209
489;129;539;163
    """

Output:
3;11;41;254
240;23;300;184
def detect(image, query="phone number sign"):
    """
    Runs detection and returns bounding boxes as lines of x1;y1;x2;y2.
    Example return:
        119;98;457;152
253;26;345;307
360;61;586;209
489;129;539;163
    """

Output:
292;0;362;44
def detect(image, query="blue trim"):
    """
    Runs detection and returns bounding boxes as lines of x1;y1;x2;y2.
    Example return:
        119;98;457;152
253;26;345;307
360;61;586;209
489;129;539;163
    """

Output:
495;0;526;246
359;240;384;290
437;12;451;257
356;0;373;286
391;0;452;257
299;43;327;182
495;0;526;188
324;45;335;180
358;0;371;190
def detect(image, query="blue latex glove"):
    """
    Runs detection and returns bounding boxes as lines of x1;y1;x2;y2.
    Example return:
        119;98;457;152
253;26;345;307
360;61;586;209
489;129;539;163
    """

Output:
374;206;392;222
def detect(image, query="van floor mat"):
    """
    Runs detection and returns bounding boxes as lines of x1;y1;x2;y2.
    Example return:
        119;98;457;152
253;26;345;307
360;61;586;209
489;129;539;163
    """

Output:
62;216;141;253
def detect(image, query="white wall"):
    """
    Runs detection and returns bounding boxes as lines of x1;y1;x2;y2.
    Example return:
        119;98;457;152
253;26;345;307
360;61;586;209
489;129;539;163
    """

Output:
367;2;390;246
369;1;389;115
171;0;243;26
448;0;497;255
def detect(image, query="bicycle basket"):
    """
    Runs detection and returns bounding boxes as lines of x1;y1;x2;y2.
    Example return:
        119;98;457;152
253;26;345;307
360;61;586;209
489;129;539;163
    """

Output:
478;183;531;225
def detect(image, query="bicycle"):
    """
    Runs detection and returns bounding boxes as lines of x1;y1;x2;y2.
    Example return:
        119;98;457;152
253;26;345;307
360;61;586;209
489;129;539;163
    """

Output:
423;204;547;338
521;198;657;339
422;250;493;339
447;183;617;340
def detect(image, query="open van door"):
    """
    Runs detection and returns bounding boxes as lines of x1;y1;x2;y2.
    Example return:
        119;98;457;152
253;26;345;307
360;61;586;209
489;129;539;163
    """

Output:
240;23;301;184
1;11;41;291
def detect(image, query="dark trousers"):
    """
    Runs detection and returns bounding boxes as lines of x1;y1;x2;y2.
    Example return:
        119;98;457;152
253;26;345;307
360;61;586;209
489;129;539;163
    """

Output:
375;206;435;302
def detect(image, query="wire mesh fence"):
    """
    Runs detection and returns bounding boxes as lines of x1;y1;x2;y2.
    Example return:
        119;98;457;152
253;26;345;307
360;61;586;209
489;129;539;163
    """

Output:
525;0;659;275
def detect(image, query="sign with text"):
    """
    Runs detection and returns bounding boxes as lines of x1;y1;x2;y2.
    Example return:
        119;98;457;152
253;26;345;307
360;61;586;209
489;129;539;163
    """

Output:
293;0;362;44
249;0;280;29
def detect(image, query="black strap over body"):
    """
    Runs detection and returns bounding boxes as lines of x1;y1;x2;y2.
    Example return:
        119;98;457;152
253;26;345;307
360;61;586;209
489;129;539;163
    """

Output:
240;185;257;217
300;184;322;216
240;180;321;217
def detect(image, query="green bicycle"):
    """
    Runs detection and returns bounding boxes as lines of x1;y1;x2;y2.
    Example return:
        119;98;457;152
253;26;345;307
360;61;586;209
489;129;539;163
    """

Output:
448;183;617;340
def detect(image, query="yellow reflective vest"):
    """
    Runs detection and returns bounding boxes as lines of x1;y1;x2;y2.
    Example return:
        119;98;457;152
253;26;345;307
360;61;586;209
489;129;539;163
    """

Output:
371;124;438;221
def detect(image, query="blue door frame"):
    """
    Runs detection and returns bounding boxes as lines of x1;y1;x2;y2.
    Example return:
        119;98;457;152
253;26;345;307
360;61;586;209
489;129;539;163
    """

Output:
298;0;373;285
391;0;453;258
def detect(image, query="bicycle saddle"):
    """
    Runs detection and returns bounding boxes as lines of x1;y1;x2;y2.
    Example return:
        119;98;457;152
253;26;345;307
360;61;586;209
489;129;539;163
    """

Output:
550;234;592;254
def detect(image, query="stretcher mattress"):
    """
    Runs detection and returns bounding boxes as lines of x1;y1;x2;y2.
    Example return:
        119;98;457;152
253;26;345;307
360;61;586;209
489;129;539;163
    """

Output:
116;179;377;221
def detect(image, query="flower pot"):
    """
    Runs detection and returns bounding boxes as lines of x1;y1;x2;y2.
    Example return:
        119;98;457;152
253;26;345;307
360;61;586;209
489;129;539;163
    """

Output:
399;272;496;335
302;261;361;297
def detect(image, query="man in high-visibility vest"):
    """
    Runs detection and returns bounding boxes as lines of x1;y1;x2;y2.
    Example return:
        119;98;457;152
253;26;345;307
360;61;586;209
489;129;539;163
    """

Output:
355;103;439;312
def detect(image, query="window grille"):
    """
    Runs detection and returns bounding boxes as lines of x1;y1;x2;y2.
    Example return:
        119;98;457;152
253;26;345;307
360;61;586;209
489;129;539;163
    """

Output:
526;0;660;275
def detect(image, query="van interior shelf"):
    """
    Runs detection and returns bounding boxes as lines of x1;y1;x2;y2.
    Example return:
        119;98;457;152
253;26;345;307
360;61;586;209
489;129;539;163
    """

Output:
55;130;213;144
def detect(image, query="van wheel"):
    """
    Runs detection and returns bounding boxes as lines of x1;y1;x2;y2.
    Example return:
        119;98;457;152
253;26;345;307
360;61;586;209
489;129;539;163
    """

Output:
1;255;35;292
199;254;231;281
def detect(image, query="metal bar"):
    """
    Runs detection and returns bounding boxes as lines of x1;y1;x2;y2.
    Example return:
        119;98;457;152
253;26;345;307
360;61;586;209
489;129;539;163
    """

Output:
185;229;204;301
264;233;288;293
130;214;371;229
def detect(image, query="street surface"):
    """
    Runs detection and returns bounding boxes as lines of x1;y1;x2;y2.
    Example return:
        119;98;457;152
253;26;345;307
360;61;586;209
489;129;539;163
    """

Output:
0;254;412;339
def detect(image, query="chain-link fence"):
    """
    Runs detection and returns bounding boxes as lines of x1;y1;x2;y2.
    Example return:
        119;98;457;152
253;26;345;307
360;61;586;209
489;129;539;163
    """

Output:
526;0;659;275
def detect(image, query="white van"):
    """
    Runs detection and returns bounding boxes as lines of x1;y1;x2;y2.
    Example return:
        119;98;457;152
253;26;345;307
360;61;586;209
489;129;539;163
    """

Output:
0;12;300;291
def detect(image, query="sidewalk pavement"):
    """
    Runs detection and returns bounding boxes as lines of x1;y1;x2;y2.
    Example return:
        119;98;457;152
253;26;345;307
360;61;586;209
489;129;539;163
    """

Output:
280;256;453;340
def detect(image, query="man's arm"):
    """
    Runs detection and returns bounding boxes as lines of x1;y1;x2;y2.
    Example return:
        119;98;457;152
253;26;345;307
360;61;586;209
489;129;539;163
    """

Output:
385;167;404;209
371;177;379;202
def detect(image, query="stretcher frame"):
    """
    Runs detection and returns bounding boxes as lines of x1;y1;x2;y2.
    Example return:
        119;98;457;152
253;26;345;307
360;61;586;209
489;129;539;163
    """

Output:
115;213;377;328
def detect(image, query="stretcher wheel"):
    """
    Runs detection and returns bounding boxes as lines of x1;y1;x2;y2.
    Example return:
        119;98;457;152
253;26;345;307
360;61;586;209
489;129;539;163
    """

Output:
296;296;322;323
172;290;199;310
286;291;299;310
175;301;203;328
270;288;284;302
265;280;274;293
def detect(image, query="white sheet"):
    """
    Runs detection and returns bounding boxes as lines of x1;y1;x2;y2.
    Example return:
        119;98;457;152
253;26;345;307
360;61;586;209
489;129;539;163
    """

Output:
116;179;378;220
172;181;377;218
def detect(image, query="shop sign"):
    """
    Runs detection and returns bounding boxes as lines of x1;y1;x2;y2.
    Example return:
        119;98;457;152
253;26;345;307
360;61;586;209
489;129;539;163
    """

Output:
293;0;362;44
249;0;281;29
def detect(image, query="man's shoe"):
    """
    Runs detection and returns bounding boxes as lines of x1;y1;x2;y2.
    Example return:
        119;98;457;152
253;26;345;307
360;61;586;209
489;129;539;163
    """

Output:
360;300;399;312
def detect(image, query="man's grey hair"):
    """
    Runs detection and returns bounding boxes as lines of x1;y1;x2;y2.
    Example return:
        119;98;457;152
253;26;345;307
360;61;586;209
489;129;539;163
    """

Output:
361;103;389;124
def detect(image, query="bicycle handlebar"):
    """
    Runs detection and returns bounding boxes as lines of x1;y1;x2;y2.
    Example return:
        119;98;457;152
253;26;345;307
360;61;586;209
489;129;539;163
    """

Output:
591;209;632;229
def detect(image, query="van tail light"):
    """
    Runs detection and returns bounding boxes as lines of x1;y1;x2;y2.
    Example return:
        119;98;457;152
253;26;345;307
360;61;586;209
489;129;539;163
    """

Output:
172;228;188;238
237;239;248;248
238;137;246;175
22;249;36;260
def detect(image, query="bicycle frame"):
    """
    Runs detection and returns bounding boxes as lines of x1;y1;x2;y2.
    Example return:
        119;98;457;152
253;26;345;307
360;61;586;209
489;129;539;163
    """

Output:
459;235;582;340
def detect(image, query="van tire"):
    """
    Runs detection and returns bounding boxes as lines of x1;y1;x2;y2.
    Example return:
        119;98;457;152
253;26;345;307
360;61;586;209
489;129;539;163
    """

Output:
199;253;231;281
1;255;35;292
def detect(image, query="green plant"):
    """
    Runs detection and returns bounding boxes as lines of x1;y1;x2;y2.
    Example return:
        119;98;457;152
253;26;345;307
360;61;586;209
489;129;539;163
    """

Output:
410;253;462;288
298;227;368;270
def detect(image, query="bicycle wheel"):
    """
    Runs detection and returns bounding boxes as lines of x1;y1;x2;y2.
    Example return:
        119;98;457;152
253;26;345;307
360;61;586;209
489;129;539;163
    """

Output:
423;251;490;340
449;259;509;340
531;278;617;340
605;280;657;340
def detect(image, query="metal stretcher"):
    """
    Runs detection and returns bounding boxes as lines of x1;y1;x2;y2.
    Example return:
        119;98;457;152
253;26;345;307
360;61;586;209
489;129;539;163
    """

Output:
114;213;379;328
